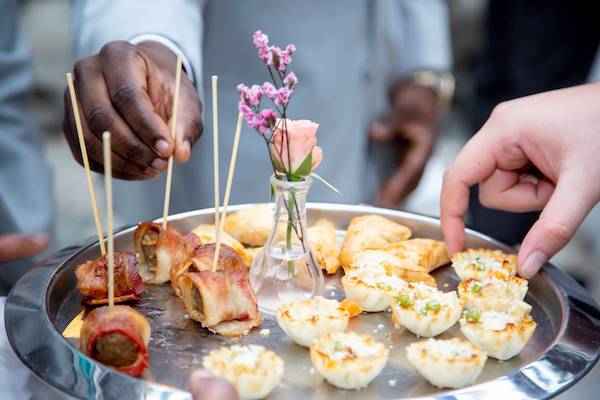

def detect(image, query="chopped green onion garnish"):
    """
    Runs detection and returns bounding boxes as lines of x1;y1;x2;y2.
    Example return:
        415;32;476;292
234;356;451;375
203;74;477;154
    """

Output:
470;282;482;293
466;309;481;322
397;294;411;308
334;340;343;351
426;300;441;313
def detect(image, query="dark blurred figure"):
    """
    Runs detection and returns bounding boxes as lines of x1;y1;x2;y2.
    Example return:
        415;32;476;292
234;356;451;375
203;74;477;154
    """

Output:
0;0;53;294
468;0;600;245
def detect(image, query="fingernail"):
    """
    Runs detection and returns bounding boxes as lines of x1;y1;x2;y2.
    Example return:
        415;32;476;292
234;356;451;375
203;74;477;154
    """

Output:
521;251;548;278
151;158;168;171
180;141;191;160
189;369;212;380
155;139;170;156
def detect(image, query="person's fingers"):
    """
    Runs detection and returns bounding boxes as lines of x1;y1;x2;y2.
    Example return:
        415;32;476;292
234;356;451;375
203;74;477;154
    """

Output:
377;124;432;207
479;169;555;212
440;133;499;255
64;82;158;179
188;370;239;400
368;121;395;143
74;57;167;172
99;41;173;157
0;234;49;262
172;78;203;163
517;171;597;278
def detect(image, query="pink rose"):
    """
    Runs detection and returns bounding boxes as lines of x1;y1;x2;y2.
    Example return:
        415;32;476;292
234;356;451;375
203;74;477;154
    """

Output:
270;119;322;175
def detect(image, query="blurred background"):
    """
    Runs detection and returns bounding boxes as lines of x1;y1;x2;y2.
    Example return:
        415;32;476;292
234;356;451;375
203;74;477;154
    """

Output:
4;0;600;397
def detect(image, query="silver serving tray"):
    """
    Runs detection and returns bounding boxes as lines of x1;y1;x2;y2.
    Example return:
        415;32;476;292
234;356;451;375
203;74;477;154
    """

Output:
6;203;600;399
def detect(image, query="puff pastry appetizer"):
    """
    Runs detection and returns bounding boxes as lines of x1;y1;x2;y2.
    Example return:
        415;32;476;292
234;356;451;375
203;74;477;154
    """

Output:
378;238;450;273
203;345;284;400
192;223;253;266
347;249;436;287
458;270;528;311
406;338;487;389
79;305;150;377
451;248;517;281
308;219;341;274
310;331;389;390
341;265;407;312
340;215;411;267
134;222;199;284
75;252;145;305
277;296;349;347
224;204;274;247
459;300;536;360
391;283;464;337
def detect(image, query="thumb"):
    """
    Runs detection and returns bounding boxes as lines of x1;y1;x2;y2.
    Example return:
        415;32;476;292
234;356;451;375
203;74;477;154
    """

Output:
368;121;395;143
518;174;597;278
0;234;49;263
188;369;239;400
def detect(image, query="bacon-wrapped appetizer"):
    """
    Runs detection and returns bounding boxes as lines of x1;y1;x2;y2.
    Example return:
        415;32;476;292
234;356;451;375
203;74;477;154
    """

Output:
75;252;145;305
170;243;242;297
178;243;262;336
134;222;199;284
192;224;253;266
79;305;150;377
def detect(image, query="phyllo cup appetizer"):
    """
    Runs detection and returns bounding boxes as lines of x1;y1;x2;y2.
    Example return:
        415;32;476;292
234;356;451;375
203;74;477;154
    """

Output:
203;344;284;400
277;296;349;347
459;300;537;360
451;248;517;281
406;338;487;389
378;238;450;273
458;270;528;311
391;283;464;337
341;265;407;312
223;204;275;247
310;331;389;390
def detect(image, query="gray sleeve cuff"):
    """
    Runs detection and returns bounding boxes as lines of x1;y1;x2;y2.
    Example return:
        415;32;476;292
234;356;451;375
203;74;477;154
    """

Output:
129;33;195;84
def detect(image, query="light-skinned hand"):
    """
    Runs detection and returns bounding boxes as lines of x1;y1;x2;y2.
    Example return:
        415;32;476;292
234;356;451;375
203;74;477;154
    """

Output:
189;369;239;400
441;83;600;278
0;233;49;263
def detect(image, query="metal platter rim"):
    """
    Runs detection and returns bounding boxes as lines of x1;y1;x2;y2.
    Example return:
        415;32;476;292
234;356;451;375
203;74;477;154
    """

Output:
5;203;600;400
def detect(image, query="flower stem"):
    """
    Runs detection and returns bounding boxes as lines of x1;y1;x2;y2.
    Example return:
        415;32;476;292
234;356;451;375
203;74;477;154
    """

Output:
286;191;294;274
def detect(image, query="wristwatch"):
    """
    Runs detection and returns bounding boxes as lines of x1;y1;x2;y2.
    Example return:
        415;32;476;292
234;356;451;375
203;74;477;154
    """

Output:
411;70;455;109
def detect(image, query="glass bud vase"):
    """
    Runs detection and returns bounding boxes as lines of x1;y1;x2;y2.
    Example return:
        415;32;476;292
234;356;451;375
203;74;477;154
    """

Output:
249;175;324;314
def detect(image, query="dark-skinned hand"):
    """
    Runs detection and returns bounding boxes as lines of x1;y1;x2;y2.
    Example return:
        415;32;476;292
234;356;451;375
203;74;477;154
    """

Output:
369;82;441;208
63;41;203;180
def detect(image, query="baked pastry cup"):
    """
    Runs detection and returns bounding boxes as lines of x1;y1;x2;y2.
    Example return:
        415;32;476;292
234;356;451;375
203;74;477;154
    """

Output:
406;338;487;389
203;344;283;400
308;219;341;274
340;215;411;267
458;270;528;311
391;283;464;337
451;248;517;281
341;265;408;312
459;300;537;360
310;331;389;390
277;296;349;347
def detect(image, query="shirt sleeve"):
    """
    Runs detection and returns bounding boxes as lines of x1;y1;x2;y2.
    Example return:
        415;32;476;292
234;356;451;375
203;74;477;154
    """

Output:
71;0;205;87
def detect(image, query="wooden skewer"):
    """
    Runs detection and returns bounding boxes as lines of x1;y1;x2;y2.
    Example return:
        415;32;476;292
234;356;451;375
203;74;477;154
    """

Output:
102;131;115;308
212;112;244;272
66;73;106;256
212;75;220;228
162;54;183;230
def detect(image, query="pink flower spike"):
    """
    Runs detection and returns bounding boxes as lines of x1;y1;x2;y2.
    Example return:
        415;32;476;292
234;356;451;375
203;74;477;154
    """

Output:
261;82;277;98
283;72;298;89
274;87;292;106
286;44;296;55
259;109;277;125
253;30;269;50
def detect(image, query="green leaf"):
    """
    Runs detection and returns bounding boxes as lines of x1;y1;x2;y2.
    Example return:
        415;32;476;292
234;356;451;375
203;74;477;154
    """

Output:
310;172;342;196
270;154;286;173
292;151;312;177
270;183;275;200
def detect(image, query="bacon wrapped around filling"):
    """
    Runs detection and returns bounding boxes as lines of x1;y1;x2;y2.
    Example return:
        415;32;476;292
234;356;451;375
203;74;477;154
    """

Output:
75;252;145;305
79;305;150;377
178;243;262;336
134;222;199;284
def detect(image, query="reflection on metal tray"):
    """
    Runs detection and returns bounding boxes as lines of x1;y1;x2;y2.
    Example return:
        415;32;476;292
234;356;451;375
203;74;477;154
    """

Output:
6;203;600;400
